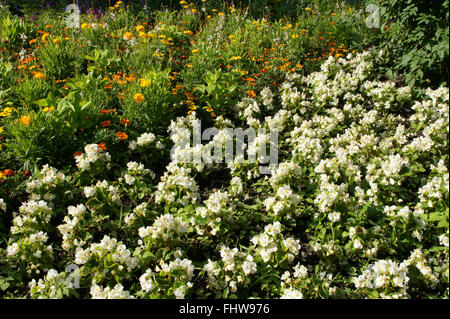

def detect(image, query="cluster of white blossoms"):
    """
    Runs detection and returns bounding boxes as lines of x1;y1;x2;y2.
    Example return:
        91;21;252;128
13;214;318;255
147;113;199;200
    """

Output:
74;143;111;171
270;161;302;187
28;269;71;299
83;180;121;204
138;213;189;243
280;287;303;299
121;161;155;185
0;198;6;211
139;252;195;299
10;200;53;235
75;236;138;280
25;164;66;195
57;204;88;251
90;283;134;299
236;97;261;127
6;230;54;274
260;86;274;109
155;162;199;205
251;222;300;264
264;185;301;218
191;190;235;236
203;246;257;293
6;198;55;273
123;202;149;226
353;249;440;298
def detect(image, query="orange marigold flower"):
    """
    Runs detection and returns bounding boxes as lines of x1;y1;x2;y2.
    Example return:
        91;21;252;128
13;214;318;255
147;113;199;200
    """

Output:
20;116;31;126
247;90;256;98
100;120;112;128
115;131;128;140
73;151;82;158
99;109;116;114
3;169;15;176
121;118;131;125
97;143;107;151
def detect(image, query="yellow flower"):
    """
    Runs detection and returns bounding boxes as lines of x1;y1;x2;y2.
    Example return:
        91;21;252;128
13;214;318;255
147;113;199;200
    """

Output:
116;1;123;5
53;38;61;44
0;107;13;117
81;23;90;30
43;107;55;112
0;127;4;134
20;116;31;126
186;64;193;69
230;56;241;61
191;49;199;53
292;34;299;39
305;7;311;11
139;78;151;87
123;32;133;40
183;30;193;35
133;93;145;103
136;25;145;33
33;72;47;80
180;0;187;4
41;33;50;43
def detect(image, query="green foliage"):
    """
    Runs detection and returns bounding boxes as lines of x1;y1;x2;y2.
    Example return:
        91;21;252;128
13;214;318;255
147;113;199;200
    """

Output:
374;0;449;87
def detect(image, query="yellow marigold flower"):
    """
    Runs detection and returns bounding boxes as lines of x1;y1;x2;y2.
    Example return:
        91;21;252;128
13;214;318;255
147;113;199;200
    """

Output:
140;78;151;87
136;25;145;33
230;56;241;61
116;1;123;5
185;64;193;69
191;49;199;53
53;38;61;44
123;32;133;40
33;72;46;80
184;30;193;35
218;12;224;16
191;9;197;14
180;0;187;4
81;23;90;30
43;107;55;112
133;93;145;103
41;33;50;43
20;116;31;126
305;7;311;11
292;34;299;39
